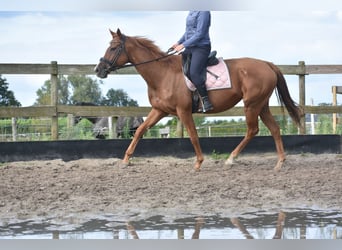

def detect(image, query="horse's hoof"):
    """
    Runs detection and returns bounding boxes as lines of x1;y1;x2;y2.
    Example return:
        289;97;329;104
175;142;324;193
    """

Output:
274;160;284;171
119;161;129;168
225;157;235;165
194;161;202;172
194;164;201;172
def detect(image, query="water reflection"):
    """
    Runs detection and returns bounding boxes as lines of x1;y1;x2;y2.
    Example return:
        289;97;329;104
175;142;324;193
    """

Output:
230;211;285;239
0;209;341;239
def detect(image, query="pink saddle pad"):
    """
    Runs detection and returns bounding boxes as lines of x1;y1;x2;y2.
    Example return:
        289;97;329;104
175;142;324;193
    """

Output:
184;57;232;91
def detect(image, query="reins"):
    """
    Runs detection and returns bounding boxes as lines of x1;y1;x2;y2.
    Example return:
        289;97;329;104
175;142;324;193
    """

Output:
112;50;177;71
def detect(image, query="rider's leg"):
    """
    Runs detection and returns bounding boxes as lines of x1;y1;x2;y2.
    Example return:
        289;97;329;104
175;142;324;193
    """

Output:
189;45;213;112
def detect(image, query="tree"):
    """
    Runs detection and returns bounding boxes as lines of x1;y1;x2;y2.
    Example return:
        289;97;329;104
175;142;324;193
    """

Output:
101;88;139;107
0;75;21;106
35;75;103;105
34;75;140;109
69;75;103;105
35;75;69;105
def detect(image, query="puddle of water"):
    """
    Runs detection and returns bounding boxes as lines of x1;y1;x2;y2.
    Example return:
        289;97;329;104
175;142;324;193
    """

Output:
0;209;341;239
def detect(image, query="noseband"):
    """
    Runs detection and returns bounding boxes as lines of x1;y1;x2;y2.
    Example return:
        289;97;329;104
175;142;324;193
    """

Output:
98;35;177;74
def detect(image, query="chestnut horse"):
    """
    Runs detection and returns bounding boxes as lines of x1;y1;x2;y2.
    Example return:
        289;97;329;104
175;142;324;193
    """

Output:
95;29;302;171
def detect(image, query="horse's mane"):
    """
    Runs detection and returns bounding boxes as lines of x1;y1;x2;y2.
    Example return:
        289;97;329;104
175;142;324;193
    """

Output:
129;36;181;71
133;36;167;57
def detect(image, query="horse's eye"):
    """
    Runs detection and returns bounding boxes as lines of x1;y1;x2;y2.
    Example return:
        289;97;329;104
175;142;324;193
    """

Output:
110;47;117;51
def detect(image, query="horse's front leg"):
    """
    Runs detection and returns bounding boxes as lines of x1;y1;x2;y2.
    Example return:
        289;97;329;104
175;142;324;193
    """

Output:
122;108;167;166
178;111;204;171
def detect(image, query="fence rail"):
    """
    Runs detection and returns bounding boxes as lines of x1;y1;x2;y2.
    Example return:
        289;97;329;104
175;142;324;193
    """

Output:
1;105;342;119
2;62;342;75
1;61;342;139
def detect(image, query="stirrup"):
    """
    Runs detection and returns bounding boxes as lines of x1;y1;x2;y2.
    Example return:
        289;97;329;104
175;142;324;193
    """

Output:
199;96;213;113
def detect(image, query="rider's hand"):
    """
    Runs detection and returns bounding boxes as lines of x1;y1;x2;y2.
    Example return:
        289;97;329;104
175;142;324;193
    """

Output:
173;44;184;52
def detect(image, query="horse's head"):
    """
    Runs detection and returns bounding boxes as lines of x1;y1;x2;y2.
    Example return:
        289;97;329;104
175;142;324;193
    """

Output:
95;28;129;78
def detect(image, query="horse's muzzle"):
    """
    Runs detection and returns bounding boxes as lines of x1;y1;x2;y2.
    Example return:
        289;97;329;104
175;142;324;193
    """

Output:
94;64;109;79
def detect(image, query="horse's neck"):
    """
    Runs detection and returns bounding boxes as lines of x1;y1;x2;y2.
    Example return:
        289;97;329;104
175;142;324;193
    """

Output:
129;48;179;89
139;66;166;86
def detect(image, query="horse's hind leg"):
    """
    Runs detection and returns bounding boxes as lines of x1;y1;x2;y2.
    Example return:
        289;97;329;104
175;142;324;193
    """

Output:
225;106;259;165
259;105;286;171
122;108;167;166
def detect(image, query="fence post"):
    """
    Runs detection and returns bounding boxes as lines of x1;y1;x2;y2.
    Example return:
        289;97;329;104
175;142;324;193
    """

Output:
67;114;75;139
298;61;306;134
332;86;337;134
108;116;118;139
176;118;184;138
50;61;58;140
11;117;17;141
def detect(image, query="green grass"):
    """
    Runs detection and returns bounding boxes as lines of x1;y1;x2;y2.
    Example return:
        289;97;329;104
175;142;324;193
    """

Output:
210;150;230;160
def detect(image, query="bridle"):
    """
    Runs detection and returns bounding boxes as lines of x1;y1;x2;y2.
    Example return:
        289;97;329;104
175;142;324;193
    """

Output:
99;34;177;74
99;35;127;73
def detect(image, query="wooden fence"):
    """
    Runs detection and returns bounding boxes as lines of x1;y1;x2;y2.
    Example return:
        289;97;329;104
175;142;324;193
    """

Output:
1;61;342;140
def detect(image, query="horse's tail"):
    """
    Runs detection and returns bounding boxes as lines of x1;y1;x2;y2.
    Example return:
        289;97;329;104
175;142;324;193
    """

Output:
267;62;303;127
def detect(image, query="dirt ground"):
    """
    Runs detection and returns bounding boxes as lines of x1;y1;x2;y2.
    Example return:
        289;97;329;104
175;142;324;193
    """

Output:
0;153;341;223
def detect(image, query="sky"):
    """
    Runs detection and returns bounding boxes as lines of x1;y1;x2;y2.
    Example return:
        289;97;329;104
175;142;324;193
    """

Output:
0;1;342;114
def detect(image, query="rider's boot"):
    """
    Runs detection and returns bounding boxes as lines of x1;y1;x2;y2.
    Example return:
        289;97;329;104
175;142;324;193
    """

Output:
201;96;213;113
196;84;213;113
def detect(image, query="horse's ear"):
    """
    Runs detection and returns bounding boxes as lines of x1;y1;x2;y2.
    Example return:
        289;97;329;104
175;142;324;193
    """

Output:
116;28;122;37
109;29;116;37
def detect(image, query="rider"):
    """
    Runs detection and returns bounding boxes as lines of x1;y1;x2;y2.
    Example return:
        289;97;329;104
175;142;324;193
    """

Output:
172;11;214;112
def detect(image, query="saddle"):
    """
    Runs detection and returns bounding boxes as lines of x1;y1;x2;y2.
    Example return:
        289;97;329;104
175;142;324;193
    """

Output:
182;51;219;79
